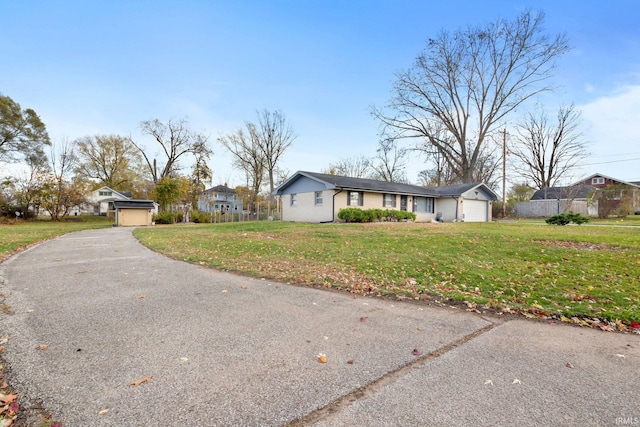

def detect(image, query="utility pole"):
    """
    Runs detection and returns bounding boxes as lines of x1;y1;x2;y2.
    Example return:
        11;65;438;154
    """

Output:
502;128;507;218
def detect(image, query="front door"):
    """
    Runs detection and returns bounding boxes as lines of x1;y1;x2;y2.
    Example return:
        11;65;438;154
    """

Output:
400;195;408;211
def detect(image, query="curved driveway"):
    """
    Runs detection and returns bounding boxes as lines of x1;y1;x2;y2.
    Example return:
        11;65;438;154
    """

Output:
0;227;638;426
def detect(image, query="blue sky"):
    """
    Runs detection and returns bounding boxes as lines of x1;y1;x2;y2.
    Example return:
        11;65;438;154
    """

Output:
2;0;640;188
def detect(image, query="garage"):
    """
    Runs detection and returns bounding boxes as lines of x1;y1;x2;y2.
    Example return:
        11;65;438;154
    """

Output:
462;199;489;222
112;200;156;226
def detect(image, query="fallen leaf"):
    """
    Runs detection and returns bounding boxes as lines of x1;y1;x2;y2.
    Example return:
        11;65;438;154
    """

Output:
317;353;327;363
1;380;8;388
0;394;17;405
512;378;521;384
221;290;228;293
37;344;48;350
99;408;110;415
412;348;421;356
129;376;152;387
0;346;4;354
417;327;424;331
630;321;640;329
615;354;626;358
566;362;574;368
347;360;354;364
0;338;8;345
136;295;146;299
241;285;247;289
359;317;367;322
484;379;493;386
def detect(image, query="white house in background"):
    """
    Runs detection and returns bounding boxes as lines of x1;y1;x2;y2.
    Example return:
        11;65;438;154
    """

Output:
84;186;134;216
272;171;498;223
73;186;158;217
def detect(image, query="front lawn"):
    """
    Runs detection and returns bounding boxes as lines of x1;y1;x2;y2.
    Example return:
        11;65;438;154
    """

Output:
134;221;640;328
0;216;114;262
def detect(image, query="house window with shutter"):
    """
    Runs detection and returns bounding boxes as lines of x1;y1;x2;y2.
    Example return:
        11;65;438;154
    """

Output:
383;194;396;208
348;191;363;206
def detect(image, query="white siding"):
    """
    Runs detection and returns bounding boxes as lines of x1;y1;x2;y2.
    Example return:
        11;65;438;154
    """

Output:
282;190;334;222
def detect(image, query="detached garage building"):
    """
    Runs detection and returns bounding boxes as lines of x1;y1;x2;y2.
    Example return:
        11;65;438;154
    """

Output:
112;200;157;226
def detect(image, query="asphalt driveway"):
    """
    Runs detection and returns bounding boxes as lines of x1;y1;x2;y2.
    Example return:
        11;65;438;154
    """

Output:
0;227;638;426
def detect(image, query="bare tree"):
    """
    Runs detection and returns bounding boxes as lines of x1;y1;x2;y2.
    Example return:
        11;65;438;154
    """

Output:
373;10;569;183
255;110;296;195
511;104;587;189
218;124;265;211
324;155;372;178
132;118;211;184
371;138;407;182
39;141;87;220
74;134;144;191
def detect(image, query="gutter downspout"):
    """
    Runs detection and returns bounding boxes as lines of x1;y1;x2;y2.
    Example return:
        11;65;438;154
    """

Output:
331;189;343;223
453;196;459;221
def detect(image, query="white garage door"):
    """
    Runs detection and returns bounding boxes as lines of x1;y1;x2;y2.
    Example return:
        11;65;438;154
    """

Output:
463;200;488;222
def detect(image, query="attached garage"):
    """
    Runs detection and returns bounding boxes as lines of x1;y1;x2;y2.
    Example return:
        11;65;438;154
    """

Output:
112;200;156;226
462;199;490;222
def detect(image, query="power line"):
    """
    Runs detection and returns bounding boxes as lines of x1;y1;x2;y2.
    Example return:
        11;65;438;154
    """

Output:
577;157;640;166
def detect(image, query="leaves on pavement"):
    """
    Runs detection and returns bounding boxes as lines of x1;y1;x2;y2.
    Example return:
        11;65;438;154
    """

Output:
129;376;152;387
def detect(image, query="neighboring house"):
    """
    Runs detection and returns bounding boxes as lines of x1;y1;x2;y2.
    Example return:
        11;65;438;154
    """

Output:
515;172;640;217
198;184;243;214
112;199;156;226
515;184;597;217
574;173;640;215
79;186;134;216
72;186;158;218
272;171;498;223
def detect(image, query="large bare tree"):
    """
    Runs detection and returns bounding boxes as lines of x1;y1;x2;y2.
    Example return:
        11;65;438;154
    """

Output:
373;10;569;184
371;138;407;182
218;124;265;211
255;110;296;195
74;134;144;191
133;118;211;184
324;155;372;178
511;104;587;189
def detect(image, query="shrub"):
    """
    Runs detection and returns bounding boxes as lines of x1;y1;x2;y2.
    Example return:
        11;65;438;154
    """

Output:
338;208;416;223
546;212;590;226
154;211;183;224
190;210;211;223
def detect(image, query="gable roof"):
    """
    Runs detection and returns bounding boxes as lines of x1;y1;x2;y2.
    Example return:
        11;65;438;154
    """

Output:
274;171;498;199
93;186;131;200
530;185;596;200
203;184;236;194
573;173;640;188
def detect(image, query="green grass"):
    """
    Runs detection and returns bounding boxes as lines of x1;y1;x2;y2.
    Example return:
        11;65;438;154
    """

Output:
0;216;114;262
134;221;640;325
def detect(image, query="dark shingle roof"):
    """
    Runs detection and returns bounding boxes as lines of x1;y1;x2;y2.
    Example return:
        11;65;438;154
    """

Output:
300;171;439;196
112;200;156;209
530;185;596;200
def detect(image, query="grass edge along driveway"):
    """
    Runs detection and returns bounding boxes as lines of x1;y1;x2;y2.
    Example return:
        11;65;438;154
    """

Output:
134;221;640;332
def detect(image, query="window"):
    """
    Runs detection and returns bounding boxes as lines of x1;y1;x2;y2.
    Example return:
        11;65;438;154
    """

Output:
315;191;323;206
383;194;396;208
592;177;605;185
348;191;363;206
413;197;434;213
99;190;112;197
290;193;297;206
